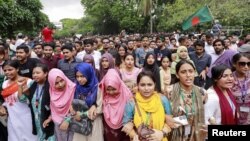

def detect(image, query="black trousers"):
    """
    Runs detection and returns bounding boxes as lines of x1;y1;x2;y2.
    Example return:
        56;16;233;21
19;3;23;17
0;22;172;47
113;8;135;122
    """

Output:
0;122;7;141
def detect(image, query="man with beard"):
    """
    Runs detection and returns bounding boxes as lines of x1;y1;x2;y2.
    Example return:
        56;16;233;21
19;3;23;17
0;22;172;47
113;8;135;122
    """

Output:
32;42;43;59
206;39;237;88
58;43;80;81
154;36;172;66
40;42;59;70
16;44;40;78
100;38;112;55
205;33;215;55
127;39;136;57
189;40;212;87
135;36;154;68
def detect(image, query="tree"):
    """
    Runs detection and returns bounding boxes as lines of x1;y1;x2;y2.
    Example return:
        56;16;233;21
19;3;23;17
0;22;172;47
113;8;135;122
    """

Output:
158;0;250;33
0;0;50;38
54;0;250;36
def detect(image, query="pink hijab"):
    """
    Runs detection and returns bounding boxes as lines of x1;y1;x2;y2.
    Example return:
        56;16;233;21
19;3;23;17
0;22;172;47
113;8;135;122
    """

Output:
100;69;132;129
48;68;76;124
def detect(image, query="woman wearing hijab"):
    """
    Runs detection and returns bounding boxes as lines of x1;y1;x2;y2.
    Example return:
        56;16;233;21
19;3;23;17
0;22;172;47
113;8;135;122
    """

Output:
83;54;100;81
72;62;104;141
170;46;195;75
99;53;115;80
143;52;161;92
99;69;133;141
48;68;76;141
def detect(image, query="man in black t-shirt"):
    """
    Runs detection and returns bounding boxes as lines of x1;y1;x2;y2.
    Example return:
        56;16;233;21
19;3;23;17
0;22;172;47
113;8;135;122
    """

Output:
16;44;40;78
154;37;172;66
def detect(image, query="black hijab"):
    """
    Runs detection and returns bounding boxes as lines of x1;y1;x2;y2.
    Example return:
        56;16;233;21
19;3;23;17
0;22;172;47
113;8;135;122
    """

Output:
143;52;161;92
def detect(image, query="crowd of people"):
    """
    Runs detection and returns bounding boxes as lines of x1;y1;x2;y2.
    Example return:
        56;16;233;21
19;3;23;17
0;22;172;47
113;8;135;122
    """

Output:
0;31;249;141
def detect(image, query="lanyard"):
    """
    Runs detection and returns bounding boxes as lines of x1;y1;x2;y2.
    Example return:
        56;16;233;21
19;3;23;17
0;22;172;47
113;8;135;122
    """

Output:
180;89;195;118
35;85;44;103
234;72;248;103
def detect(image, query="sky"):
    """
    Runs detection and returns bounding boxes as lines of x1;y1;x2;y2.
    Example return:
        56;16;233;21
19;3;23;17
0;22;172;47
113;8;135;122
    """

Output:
40;0;84;22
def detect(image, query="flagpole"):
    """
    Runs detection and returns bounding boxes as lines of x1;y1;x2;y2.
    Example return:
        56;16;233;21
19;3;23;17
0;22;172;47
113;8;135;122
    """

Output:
206;5;215;22
206;4;215;33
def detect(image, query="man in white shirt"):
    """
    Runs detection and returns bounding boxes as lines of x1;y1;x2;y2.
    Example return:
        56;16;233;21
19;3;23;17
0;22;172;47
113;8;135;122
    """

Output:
76;38;101;70
205;33;215;55
14;33;25;51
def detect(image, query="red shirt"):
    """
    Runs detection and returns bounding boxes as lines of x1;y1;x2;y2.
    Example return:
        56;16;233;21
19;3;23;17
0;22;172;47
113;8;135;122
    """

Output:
42;27;53;42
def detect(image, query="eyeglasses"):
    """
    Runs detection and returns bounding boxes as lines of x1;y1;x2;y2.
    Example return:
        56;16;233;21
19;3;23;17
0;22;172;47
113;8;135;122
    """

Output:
238;62;250;67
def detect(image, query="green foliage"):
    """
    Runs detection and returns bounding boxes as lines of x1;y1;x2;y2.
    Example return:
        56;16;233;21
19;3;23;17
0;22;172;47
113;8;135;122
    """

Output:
0;0;50;38
158;0;250;33
55;0;250;37
55;19;80;38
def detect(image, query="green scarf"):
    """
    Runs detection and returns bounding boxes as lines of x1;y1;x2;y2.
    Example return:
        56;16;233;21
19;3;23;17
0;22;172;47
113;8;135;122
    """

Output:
169;82;205;141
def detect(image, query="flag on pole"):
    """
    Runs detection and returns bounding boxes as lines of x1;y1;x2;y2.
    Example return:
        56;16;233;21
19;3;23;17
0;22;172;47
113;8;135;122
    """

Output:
182;5;213;30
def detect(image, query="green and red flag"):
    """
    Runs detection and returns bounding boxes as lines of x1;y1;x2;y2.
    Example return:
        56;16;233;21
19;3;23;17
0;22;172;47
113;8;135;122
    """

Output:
182;5;213;30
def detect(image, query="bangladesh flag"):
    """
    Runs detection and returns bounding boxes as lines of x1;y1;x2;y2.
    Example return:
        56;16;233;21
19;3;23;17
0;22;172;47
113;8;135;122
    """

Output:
182;5;213;30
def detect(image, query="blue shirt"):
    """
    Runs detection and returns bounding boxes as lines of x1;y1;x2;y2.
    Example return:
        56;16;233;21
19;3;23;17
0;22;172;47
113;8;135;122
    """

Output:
189;52;212;74
135;47;154;67
57;58;80;82
122;95;172;125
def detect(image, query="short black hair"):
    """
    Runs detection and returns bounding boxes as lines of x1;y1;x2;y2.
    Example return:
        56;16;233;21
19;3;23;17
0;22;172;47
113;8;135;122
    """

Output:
170;38;176;41
193;40;205;48
199;33;206;39
141;35;149;41
213;39;225;47
33;41;43;48
206;33;214;39
16;44;29;53
42;42;55;49
83;38;94;46
102;37;109;43
75;41;82;46
61;43;73;52
178;36;188;43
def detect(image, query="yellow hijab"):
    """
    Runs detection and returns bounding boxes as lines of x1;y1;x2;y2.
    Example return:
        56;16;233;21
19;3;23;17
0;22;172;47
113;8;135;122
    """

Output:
134;91;166;132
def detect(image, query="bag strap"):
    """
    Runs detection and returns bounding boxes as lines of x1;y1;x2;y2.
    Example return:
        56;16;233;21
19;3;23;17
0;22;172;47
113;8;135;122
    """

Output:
133;97;145;123
133;97;142;116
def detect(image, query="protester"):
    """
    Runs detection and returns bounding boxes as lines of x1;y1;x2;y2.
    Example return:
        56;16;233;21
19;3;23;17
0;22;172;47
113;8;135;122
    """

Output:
123;71;171;141
231;53;250;125
205;65;237;125
166;60;207;141
100;69;132;141
18;63;55;140
72;63;103;141
48;68;76;141
1;60;37;140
